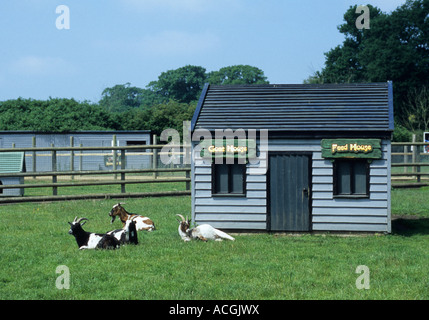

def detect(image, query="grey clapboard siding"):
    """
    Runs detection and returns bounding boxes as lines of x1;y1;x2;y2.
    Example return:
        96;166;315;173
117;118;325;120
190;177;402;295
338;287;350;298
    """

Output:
311;140;391;232
267;139;389;232
193;139;391;232
192;151;267;230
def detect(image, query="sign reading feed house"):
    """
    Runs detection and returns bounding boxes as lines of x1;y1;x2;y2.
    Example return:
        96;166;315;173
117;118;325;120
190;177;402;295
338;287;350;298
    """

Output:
321;139;382;159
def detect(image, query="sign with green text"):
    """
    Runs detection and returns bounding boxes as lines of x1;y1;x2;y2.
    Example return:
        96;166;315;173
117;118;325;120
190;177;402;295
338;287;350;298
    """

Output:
321;139;382;159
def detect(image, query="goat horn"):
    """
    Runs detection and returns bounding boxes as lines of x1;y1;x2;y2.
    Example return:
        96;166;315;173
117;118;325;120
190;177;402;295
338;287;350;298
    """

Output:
176;214;185;222
76;217;88;224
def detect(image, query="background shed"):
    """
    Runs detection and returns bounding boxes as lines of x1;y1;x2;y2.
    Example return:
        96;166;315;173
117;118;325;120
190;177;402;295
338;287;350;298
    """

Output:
0;131;151;172
0;152;26;196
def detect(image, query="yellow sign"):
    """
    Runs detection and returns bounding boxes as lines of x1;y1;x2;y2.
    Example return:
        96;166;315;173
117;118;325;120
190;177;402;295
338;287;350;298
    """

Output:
199;139;256;159
331;143;373;154
208;145;248;154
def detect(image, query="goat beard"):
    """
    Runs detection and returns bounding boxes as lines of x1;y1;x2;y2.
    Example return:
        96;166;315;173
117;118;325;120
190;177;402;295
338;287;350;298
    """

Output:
110;216;116;224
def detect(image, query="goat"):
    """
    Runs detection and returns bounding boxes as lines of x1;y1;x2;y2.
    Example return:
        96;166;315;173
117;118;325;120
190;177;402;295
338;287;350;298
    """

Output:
68;217;121;250
176;214;235;242
109;203;155;232
107;219;138;245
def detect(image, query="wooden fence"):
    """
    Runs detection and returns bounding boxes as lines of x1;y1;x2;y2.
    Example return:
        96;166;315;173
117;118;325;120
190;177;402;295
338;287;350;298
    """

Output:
391;141;429;188
0;144;191;203
1;140;428;203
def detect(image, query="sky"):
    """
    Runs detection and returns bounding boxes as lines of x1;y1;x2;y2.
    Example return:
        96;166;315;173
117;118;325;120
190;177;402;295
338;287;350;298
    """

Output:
0;0;407;103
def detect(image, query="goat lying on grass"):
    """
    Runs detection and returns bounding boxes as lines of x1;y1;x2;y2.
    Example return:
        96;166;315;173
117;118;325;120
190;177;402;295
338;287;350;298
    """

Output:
109;203;155;232
176;214;235;242
68;217;121;250
107;220;138;245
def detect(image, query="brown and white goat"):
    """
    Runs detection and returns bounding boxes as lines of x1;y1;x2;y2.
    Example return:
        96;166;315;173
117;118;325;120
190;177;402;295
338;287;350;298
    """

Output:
109;203;155;231
176;214;235;242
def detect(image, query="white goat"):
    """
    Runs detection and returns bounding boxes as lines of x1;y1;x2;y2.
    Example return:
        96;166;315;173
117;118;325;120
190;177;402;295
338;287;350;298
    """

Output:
176;214;235;242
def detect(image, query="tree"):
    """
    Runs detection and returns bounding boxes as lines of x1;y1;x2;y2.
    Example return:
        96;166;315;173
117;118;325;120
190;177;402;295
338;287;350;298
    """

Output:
401;86;429;132
121;100;196;136
308;5;384;84
207;65;269;85
147;64;270;104
99;82;166;113
306;0;429;124
99;83;143;113
0;98;117;132
147;65;207;104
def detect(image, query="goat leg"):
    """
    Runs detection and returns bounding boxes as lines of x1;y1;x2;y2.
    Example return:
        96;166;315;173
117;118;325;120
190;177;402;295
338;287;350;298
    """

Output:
197;236;208;242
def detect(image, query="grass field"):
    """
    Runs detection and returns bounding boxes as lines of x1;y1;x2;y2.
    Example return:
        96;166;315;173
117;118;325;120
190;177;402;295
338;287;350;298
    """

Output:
1;186;429;300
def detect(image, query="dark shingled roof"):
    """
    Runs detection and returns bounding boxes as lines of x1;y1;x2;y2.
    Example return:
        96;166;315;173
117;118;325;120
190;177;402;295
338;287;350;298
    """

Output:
191;82;394;133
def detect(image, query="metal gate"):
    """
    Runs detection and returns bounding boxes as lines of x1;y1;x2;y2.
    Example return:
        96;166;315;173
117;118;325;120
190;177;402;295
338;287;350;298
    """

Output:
268;153;311;231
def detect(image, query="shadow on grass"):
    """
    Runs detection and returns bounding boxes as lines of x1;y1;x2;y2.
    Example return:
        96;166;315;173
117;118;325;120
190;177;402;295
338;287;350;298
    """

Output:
392;216;429;236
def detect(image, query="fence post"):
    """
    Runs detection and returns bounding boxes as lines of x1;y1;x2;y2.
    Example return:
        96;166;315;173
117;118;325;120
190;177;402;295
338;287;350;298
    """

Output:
121;149;126;193
153;135;158;179
186;170;190;191
70;136;74;180
403;145;407;174
412;134;421;182
113;135;117;180
32;136;36;178
51;143;57;196
79;143;83;173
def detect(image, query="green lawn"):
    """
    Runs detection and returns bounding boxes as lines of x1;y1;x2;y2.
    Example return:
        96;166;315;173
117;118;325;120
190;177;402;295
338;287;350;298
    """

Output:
1;188;429;299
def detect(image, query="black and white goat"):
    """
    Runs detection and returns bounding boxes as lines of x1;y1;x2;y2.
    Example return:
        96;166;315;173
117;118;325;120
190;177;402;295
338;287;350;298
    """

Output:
68;217;121;250
107;219;138;245
176;214;235;242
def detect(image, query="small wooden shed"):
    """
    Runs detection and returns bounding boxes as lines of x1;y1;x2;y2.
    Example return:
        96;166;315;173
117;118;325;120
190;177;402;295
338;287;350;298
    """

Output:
0;152;26;196
190;82;394;233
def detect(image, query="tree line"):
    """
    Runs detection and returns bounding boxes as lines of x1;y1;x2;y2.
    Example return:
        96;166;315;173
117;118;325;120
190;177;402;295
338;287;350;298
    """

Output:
0;65;268;135
0;0;427;140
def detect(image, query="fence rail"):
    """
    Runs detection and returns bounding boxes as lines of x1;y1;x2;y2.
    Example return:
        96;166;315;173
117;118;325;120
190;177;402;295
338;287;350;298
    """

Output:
391;141;429;188
0;144;191;203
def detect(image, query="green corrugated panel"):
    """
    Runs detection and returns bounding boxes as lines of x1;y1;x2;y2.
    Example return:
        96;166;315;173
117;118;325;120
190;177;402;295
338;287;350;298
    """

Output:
0;152;25;173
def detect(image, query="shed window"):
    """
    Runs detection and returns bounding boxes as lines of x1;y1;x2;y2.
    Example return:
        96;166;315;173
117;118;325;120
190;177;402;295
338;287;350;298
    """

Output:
212;163;246;196
334;160;369;197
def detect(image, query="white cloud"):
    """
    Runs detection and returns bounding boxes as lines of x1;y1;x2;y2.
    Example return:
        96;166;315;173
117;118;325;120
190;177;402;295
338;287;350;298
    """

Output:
140;30;221;56
9;56;76;76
